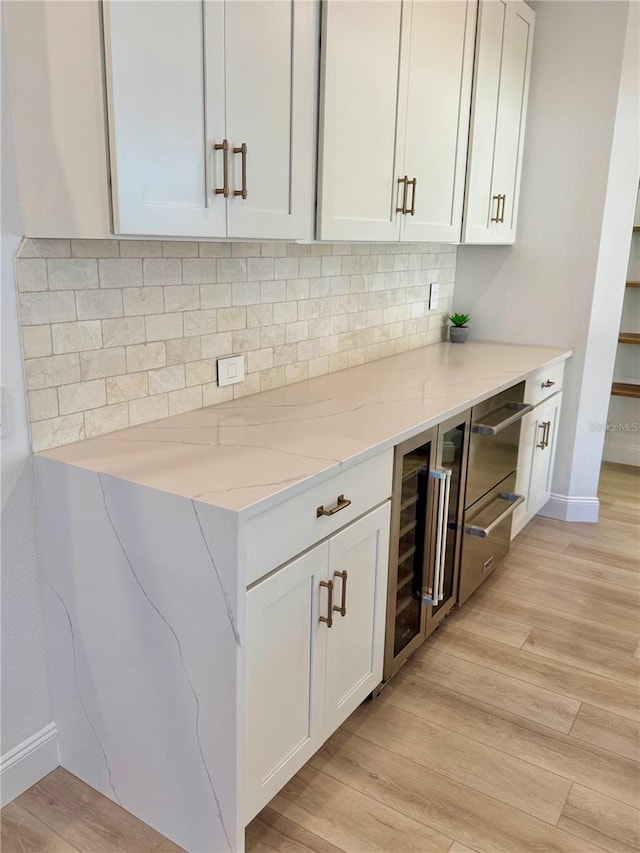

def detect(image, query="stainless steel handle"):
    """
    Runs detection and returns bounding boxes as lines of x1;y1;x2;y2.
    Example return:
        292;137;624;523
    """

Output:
537;421;547;449
214;139;229;197
396;176;409;214
491;194;503;223
541;379;556;388
537;420;551;450
472;402;533;436
233;143;248;199
499;193;506;223
466;492;525;538
333;570;347;617
319;579;334;628
424;468;451;606
316;494;351;518
408;178;417;216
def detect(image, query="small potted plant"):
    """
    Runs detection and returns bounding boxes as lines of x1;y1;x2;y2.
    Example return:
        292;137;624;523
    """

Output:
449;312;471;343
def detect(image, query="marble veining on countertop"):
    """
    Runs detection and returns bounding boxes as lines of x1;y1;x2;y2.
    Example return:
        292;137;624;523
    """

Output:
39;341;571;515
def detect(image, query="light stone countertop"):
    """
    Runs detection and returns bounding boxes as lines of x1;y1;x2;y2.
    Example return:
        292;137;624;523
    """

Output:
39;341;571;516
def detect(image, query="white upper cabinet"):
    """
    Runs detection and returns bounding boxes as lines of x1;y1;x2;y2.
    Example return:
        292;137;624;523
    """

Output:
318;0;477;243
104;0;316;239
397;0;477;243
462;0;535;244
317;1;405;242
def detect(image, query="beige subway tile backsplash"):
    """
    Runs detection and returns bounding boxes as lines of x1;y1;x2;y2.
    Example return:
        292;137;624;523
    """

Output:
16;237;457;451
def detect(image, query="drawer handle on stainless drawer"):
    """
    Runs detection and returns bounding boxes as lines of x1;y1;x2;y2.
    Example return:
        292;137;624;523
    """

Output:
333;570;348;617
466;492;525;538
472;402;533;436
541;379;556;388
319;580;334;628
316;494;351;518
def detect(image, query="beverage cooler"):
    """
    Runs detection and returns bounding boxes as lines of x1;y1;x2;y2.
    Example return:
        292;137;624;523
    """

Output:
383;411;470;681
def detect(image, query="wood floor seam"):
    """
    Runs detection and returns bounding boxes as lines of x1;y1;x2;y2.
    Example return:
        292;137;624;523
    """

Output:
422;642;584;720
379;684;588;797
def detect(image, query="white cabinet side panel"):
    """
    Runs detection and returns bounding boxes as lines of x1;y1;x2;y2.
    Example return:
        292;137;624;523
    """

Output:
4;1;111;238
35;458;241;853
104;0;226;237
317;0;403;241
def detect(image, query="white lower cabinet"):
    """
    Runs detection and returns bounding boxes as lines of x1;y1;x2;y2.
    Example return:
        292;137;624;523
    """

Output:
245;502;390;823
513;391;563;536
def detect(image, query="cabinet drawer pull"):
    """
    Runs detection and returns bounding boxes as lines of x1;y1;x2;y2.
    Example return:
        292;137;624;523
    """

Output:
541;379;556;388
408;178;417;216
233;143;248;199
319;579;334;628
396;176;409;214
466;492;525;538
499;193;506;223
333;570;348;617
214;139;229;197
537;420;551;449
491;194;502;222
316;494;351;518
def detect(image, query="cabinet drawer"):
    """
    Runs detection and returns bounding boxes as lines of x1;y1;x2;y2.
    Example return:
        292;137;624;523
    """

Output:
245;450;393;586
525;361;565;407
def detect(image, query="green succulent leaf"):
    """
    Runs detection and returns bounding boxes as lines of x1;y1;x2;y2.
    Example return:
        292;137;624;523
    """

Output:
449;312;471;327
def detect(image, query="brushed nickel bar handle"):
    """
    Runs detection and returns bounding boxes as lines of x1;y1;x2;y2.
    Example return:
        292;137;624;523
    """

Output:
214;139;229;197
233;143;248;199
472;402;533;436
491;194;502;222
396;176;409;214
499;194;507;223
333;570;347;617
408;178;417;216
319;579;334;628
423;468;449;606
438;468;451;603
466;492;526;538
541;379;556;388
537;421;547;449
316;494;351;518
543;420;551;448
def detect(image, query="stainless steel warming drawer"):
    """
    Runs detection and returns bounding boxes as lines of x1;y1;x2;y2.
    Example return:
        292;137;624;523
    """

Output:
458;473;524;605
465;382;531;508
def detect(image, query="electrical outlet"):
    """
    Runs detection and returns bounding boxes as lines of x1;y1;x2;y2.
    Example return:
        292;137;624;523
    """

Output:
429;282;440;311
217;355;245;387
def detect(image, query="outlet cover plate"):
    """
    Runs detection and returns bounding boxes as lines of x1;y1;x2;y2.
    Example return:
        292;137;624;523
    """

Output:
217;355;245;387
429;282;440;311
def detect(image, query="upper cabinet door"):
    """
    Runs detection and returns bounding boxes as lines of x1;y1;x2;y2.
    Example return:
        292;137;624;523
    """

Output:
317;1;404;242
398;0;477;243
462;0;535;244
225;1;316;240
104;1;227;238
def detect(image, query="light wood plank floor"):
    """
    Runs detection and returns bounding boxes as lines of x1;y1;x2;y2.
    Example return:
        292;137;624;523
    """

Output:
3;463;638;853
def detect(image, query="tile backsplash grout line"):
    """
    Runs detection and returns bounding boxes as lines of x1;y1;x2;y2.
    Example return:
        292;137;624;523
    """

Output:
16;238;457;452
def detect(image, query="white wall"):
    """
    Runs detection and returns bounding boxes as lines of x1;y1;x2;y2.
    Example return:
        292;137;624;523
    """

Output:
454;0;639;520
1;15;53;761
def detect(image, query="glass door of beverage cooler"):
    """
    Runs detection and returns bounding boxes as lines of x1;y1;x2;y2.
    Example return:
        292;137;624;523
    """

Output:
384;426;438;680
425;410;470;636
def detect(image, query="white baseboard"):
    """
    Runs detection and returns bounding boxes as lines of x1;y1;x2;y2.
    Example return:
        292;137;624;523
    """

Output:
537;493;600;523
602;441;640;467
1;723;59;807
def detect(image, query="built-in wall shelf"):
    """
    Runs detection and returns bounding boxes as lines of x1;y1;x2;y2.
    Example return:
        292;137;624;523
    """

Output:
626;281;640;288
611;382;640;398
618;332;640;345
634;226;640;232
